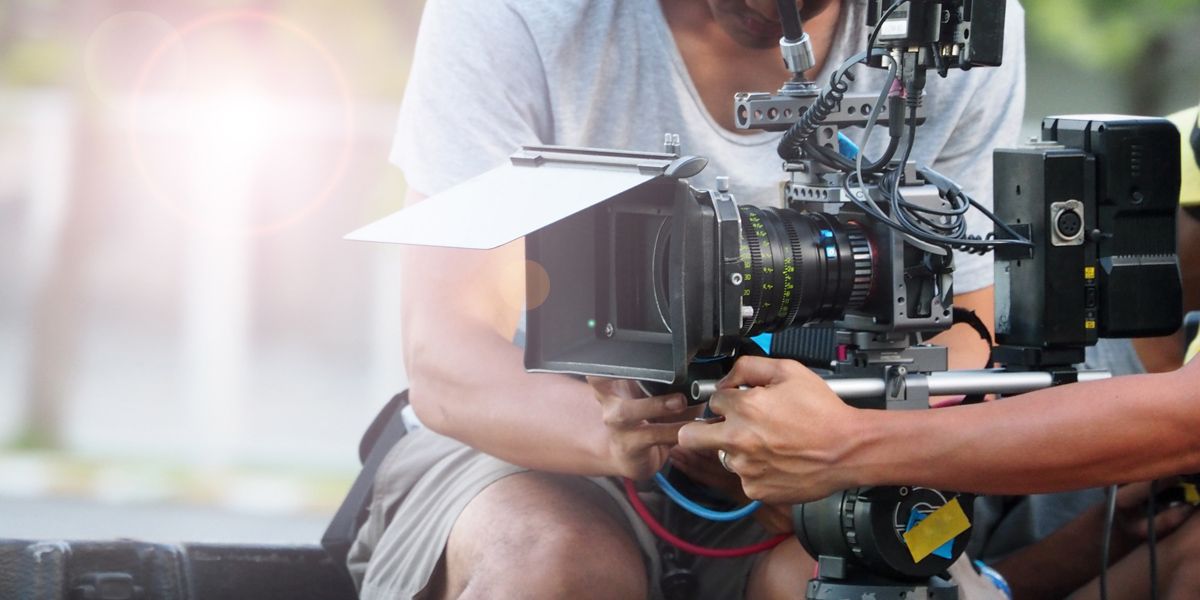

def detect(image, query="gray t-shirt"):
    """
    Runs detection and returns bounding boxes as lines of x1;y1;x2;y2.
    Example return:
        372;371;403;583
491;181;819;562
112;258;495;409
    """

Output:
392;0;1027;294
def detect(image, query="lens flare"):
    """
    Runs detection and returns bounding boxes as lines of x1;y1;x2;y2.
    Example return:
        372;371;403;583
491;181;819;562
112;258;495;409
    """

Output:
127;10;354;237
499;259;551;313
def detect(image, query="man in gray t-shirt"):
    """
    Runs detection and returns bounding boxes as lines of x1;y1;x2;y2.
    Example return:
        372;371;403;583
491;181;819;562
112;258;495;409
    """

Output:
350;1;1025;598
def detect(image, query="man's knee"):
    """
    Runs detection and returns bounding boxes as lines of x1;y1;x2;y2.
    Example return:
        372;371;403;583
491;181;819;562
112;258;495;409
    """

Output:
444;472;648;600
745;537;814;600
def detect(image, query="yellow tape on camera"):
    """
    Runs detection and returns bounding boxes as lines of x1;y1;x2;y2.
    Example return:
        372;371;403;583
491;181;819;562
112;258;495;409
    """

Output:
903;497;971;563
1183;483;1200;506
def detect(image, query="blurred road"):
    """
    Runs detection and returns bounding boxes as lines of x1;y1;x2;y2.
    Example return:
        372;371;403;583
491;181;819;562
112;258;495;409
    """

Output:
0;495;330;544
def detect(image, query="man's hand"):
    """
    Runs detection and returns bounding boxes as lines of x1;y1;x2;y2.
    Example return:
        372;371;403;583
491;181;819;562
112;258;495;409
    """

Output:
677;356;861;504
669;447;793;534
588;376;688;480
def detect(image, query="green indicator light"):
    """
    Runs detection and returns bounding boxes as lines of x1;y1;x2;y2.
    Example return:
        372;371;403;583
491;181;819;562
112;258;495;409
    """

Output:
587;319;596;329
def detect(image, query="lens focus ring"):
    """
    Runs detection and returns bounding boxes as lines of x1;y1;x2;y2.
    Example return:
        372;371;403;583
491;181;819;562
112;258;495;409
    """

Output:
846;224;874;306
737;207;873;335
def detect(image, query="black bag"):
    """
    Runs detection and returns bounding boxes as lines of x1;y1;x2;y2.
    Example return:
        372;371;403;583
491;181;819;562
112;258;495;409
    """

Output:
320;391;412;581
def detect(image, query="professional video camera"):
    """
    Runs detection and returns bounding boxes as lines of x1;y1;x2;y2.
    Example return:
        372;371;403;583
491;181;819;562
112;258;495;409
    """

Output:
349;0;1182;598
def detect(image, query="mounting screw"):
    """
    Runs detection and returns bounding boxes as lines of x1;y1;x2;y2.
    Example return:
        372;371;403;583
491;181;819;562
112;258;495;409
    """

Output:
730;272;743;285
663;133;681;155
604;323;615;338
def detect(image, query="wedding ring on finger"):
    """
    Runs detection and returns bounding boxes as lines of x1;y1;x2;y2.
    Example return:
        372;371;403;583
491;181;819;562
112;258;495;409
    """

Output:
718;449;734;473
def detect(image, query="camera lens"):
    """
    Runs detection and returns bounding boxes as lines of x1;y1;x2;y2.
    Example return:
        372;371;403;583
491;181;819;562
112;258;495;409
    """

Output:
738;206;873;335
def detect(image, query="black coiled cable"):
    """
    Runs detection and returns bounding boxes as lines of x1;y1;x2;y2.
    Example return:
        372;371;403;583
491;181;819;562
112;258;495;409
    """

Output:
778;69;855;161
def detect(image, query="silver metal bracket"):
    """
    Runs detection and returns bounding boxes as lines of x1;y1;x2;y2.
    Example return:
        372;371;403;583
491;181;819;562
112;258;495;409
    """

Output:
734;91;925;132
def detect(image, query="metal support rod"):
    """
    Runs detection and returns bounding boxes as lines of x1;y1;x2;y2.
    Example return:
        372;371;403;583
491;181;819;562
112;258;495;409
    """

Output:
827;369;1112;400
689;369;1112;403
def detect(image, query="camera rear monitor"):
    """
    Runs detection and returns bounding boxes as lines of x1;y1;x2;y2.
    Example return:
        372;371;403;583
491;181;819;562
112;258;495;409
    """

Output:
992;115;1183;367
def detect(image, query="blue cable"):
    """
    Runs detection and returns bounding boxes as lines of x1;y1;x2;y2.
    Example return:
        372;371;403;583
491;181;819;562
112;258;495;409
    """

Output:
975;561;1013;600
837;132;859;159
654;471;762;522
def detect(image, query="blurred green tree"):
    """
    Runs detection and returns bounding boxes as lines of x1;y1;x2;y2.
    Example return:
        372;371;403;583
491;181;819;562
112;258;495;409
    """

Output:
1022;0;1200;114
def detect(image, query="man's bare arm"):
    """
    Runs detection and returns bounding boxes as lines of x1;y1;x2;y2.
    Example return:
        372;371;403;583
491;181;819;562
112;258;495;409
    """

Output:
679;356;1200;503
854;358;1200;495
401;190;684;477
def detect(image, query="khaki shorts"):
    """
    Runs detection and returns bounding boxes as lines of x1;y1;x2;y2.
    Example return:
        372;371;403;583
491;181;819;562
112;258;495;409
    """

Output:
347;426;773;600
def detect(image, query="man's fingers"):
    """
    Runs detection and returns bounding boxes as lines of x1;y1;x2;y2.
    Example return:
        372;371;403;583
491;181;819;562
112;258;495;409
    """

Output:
716;356;778;389
717;356;813;390
599;392;686;426
678;420;731;452
707;388;746;417
589;376;685;425
625;421;687;450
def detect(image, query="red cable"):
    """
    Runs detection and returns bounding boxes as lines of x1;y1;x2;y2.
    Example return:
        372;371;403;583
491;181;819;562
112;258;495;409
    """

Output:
622;478;789;559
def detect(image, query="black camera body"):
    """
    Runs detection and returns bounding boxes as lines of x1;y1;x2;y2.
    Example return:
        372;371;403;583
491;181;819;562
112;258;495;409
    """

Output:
993;116;1183;366
521;116;1185;391
520;146;957;391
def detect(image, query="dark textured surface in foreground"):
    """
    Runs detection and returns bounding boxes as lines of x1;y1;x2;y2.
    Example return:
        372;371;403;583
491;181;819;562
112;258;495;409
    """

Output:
0;538;357;600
